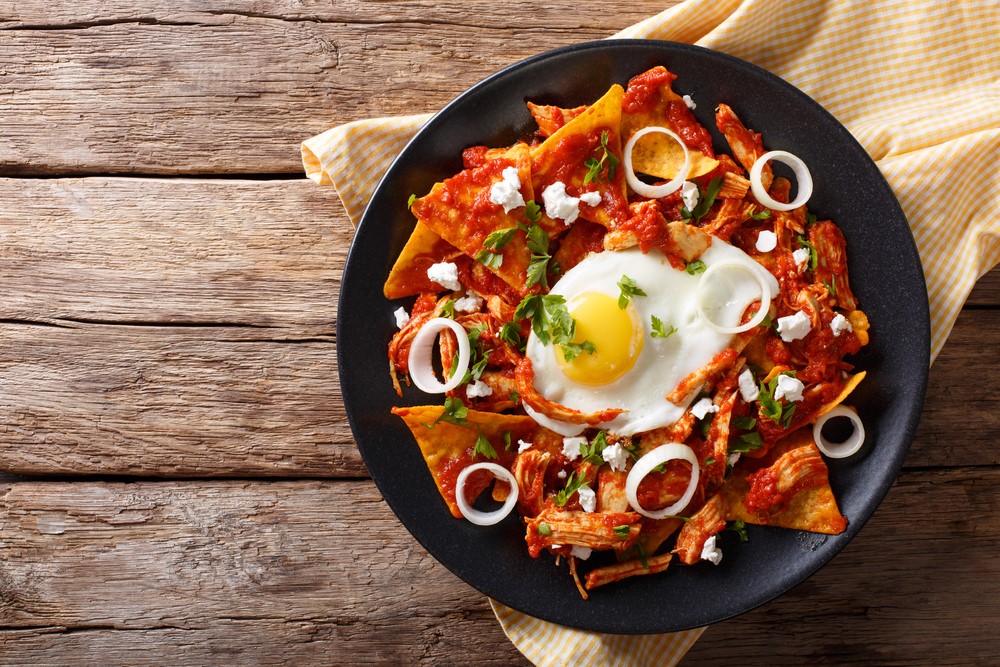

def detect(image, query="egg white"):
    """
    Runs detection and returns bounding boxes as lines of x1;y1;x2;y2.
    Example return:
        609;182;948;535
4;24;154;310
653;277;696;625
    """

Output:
525;239;778;436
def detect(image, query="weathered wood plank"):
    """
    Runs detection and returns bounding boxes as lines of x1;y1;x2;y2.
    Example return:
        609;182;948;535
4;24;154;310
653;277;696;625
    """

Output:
0;322;360;477
0;1;675;175
0;178;348;330
0;470;997;665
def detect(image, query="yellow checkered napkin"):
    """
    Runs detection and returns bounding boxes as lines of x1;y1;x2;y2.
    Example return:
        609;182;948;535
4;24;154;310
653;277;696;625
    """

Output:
304;0;1000;663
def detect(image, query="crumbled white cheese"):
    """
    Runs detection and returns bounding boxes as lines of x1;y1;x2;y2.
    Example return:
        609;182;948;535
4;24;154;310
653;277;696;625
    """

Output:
602;442;628;472
776;310;812;342
691;397;719;420
774;374;806;402
700;535;723;565
738;368;759;402
727;452;742;467
489;166;525;213
426;261;461;291
557;470;567;479
792;247;810;269
830;312;853;337
453;294;483;313
562;436;587;461
682;94;697;110
466;380;493;399
542;181;583;224
681;180;700;211
517;439;533;454
755;230;778;253
393;306;410;329
570;545;592;560
577;485;596;513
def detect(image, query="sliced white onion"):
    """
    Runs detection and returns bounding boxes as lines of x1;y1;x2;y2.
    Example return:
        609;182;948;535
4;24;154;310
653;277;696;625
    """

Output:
407;317;470;393
522;403;586;437
813;405;865;458
750;150;813;212
625;443;699;519
623;126;690;199
695;261;772;334
455;462;519;526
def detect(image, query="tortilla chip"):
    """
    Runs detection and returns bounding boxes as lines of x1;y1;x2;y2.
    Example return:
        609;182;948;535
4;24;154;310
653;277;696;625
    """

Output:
723;429;847;535
620;66;718;181
392;405;537;518
383;222;462;299
531;84;629;228
411;143;536;293
818;371;866;418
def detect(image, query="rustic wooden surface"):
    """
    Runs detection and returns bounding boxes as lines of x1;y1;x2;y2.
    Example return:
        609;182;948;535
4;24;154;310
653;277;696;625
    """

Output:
1;2;998;665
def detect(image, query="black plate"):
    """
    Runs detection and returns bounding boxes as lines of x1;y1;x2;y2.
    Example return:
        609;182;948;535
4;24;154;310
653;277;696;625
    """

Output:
338;40;929;634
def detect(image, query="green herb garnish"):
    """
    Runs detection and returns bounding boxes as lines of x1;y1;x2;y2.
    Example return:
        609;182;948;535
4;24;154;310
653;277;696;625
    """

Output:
537;522;552;536
473;429;498;460
617;274;647;309
554;470;586;507
685;259;707;275
613;525;632;539
583;130;619;185
650;315;677;339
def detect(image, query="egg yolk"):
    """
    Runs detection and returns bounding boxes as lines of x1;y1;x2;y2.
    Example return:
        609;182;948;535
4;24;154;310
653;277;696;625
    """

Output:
556;291;643;386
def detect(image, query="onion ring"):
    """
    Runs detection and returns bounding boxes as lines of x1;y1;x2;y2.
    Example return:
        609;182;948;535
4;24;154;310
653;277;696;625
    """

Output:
522;403;586;437
623;126;691;199
407;317;470;393
625;443;699;519
695;261;772;334
750;150;813;212
813;405;865;458
455;462;519;526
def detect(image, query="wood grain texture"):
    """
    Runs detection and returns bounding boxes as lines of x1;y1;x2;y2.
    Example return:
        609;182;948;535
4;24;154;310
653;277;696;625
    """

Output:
0;178;348;329
0;480;529;665
0;471;997;665
0;0;674;176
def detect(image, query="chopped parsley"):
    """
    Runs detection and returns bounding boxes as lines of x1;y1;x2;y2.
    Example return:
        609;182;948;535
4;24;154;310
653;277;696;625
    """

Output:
796;234;819;271
757;374;797;428
685;259;707;275
428;396;469;428
750;207;771;220
583;130;619;185
580;430;609;466
537;521;552;536
440;298;456;319
473;429;498;460
554;470;587;507
503;431;512;452
727;518;749;542
407;193;417;208
498;321;523;350
682;177;723;222
617;274;647;309
730;431;763;453
525;223;554;290
650;315;677;339
731;416;757;431
514;293;595;362
613;524;632;539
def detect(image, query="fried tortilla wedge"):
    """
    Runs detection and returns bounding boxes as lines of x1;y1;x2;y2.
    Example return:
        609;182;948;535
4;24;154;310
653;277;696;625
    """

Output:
531;84;630;228
723;429;848;535
383;221;462;299
621;66;719;181
392;405;536;518
410;142;536;293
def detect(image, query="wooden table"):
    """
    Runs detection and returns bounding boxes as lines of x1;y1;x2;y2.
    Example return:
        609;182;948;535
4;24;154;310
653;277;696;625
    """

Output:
2;2;998;664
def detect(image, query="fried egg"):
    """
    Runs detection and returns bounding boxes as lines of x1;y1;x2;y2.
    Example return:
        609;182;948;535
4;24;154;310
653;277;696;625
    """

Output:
525;239;779;436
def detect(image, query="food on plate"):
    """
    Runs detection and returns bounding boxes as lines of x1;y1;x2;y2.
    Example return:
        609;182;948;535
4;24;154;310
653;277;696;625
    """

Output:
385;65;870;598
